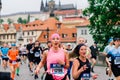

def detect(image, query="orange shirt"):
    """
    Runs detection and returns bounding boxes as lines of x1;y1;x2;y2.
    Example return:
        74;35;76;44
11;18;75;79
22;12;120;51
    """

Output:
8;49;19;61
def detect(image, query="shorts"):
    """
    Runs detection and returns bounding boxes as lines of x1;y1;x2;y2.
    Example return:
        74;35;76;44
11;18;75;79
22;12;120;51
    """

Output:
45;73;67;80
17;58;21;62
33;57;41;65
91;56;97;60
2;58;9;61
9;60;18;67
28;53;34;62
111;64;120;77
22;54;27;57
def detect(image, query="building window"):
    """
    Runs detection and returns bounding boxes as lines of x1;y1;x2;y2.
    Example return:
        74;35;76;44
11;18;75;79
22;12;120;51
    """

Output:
81;29;87;35
23;32;24;36
3;35;5;39
7;35;9;39
27;38;29;42
28;32;29;35
62;34;67;38
44;35;47;39
11;35;12;39
72;33;77;37
32;31;34;35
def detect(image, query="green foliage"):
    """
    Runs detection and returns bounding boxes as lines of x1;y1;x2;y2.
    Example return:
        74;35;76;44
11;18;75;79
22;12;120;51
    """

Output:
17;17;23;24
83;0;120;51
7;18;13;24
0;19;4;24
17;17;28;24
22;19;27;24
27;14;30;23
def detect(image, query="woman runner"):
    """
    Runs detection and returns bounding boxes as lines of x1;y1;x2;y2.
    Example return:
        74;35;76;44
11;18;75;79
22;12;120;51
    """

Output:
35;33;69;80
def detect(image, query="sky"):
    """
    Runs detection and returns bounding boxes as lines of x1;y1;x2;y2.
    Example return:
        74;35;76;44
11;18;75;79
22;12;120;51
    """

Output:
1;0;89;15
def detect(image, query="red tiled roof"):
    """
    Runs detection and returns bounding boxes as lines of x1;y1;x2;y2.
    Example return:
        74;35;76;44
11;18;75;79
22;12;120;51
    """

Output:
27;20;43;26
37;27;77;43
22;17;61;31
3;23;21;31
54;9;81;15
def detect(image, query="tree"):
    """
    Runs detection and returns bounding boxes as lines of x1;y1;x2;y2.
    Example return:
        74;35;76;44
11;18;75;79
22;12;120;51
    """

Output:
83;0;120;51
17;17;23;24
0;19;4;24
27;14;30;23
22;19;27;24
7;18;13;24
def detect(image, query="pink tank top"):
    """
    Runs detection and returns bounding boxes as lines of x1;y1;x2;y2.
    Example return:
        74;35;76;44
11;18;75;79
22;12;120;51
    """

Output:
47;48;67;80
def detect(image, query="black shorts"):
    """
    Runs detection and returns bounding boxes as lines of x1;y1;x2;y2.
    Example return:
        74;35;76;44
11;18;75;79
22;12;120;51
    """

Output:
91;56;97;60
111;64;120;77
2;58;9;61
33;57;41;65
17;58;21;62
28;53;34;62
22;54;27;57
45;73;67;80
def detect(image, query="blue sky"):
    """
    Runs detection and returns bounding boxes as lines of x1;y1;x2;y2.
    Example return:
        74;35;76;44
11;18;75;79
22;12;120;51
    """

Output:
1;0;89;15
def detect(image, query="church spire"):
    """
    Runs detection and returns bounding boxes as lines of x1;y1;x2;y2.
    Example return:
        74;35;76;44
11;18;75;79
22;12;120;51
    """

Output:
58;0;61;10
40;0;44;11
75;3;78;15
45;0;48;7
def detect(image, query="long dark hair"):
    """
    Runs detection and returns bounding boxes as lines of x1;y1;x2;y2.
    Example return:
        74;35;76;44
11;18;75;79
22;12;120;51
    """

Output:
69;44;85;58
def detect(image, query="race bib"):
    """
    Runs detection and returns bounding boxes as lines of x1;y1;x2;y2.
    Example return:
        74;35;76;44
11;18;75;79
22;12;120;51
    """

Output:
12;61;17;65
81;73;90;80
22;52;26;54
50;63;64;76
114;56;120;65
30;49;33;54
34;52;40;57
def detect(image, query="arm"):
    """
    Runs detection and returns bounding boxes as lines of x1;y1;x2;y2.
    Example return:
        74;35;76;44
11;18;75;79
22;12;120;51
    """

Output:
0;50;2;56
64;50;69;69
72;59;88;79
35;51;47;73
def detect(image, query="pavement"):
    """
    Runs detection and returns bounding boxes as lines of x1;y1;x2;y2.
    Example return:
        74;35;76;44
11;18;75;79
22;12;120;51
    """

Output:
0;59;115;80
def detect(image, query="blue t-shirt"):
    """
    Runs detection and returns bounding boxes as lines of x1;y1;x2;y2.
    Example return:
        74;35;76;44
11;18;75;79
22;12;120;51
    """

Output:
1;47;9;58
107;46;120;65
104;45;114;54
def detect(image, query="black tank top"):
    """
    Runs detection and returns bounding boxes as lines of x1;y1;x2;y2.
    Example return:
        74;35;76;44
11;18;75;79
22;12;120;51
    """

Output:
75;58;91;80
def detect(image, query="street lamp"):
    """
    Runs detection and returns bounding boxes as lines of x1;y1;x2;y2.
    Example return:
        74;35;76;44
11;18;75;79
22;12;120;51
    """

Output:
56;22;62;32
46;27;50;42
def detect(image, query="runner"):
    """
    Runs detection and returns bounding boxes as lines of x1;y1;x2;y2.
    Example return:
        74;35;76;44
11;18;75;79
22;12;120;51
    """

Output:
0;43;9;70
26;38;34;73
8;43;19;80
105;37;120;80
31;40;43;79
90;42;99;72
41;41;52;79
35;33;69;80
19;44;27;64
72;44;98;80
103;38;114;80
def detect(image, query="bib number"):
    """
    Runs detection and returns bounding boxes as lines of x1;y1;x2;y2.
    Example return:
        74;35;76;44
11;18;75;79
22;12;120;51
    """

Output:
12;61;17;65
114;56;120;65
81;73;90;80
50;63;64;76
34;52;40;57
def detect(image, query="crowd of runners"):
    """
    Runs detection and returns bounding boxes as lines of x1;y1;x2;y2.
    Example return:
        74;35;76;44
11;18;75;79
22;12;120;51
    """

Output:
0;33;120;80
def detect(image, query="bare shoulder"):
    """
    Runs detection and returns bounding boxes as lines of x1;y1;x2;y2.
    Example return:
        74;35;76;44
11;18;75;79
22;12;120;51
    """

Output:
73;58;80;66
